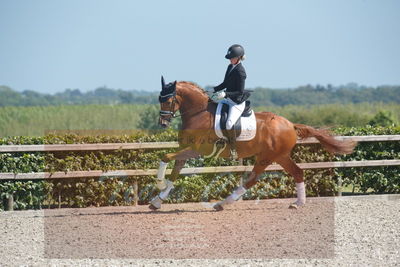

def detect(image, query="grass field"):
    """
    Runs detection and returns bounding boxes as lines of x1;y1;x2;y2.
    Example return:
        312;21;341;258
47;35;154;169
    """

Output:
0;104;148;137
256;102;400;128
0;102;399;137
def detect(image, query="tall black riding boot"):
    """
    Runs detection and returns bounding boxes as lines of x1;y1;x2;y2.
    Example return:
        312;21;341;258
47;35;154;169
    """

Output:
226;129;238;160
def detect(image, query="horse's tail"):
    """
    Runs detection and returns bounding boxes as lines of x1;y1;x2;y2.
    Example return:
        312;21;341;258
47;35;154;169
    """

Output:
293;124;357;155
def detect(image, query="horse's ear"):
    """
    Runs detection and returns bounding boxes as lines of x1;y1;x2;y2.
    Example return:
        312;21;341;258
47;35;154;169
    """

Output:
161;76;166;89
173;80;177;87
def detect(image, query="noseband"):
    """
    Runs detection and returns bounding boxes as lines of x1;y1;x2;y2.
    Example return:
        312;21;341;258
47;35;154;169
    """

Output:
159;93;179;120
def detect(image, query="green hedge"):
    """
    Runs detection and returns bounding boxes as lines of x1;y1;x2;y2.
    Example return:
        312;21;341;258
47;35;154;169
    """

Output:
334;126;400;193
1;126;399;210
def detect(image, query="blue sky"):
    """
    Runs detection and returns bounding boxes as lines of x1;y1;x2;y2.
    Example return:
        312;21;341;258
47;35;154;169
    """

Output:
0;0;399;93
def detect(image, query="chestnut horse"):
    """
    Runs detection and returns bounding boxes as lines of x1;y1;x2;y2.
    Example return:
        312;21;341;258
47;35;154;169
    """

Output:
150;78;356;211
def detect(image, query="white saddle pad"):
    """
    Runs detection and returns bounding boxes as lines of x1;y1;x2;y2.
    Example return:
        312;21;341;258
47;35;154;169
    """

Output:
214;102;257;141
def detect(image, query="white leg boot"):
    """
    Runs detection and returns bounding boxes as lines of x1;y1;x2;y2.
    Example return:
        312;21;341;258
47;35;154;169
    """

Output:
214;186;246;211
149;161;172;210
156;161;168;190
289;182;306;209
150;180;174;210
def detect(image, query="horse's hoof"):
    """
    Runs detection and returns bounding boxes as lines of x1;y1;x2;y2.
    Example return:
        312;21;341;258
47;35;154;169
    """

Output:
289;202;304;209
149;195;162;210
213;203;224;211
149;204;159;210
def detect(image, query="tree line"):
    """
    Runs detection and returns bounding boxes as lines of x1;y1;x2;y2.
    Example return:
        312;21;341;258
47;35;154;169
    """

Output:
250;84;400;106
1;83;399;107
0;86;156;106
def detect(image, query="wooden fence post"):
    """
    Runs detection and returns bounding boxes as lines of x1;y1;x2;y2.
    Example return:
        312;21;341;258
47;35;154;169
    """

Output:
338;177;342;197
134;180;139;206
238;158;244;201
6;194;14;211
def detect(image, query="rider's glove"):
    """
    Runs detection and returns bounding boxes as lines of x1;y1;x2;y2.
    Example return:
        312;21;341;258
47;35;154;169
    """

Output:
211;91;226;102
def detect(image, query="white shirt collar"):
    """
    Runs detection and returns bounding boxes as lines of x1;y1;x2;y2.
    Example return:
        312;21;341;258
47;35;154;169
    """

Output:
228;61;240;73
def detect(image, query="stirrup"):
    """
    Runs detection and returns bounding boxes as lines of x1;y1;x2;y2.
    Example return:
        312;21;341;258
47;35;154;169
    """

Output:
216;138;226;149
230;149;238;160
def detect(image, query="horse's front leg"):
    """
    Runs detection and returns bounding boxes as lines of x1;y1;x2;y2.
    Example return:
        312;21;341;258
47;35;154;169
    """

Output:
149;147;199;210
213;157;271;211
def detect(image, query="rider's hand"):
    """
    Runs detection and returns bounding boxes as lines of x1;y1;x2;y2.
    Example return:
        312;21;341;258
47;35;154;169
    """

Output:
211;91;226;102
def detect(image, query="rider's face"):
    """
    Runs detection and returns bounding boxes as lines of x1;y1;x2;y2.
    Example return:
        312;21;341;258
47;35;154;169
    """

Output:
230;57;240;65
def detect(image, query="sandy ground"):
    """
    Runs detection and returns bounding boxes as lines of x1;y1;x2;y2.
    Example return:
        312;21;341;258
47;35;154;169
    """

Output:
0;195;399;266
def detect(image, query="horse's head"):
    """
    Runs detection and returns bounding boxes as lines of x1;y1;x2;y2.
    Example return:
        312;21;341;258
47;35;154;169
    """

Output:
158;76;180;128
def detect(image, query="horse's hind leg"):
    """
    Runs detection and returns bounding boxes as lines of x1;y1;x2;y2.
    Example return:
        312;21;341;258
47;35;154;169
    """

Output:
275;155;306;209
214;156;271;211
149;148;199;210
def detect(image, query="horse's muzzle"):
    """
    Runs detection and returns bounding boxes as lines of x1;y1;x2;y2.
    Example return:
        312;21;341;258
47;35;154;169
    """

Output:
159;116;171;128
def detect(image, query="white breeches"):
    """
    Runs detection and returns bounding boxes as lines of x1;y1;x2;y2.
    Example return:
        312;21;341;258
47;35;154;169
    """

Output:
220;98;246;130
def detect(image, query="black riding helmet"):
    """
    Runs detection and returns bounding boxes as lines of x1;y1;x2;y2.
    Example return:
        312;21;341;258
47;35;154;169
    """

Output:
225;44;245;59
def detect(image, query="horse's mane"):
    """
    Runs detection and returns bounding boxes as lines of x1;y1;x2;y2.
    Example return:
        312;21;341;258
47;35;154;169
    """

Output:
177;81;208;98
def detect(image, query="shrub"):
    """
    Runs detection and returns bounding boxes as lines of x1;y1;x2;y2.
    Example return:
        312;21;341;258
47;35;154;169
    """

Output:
0;126;399;210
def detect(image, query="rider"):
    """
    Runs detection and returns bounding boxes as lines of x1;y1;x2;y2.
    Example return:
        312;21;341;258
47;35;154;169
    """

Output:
213;44;250;159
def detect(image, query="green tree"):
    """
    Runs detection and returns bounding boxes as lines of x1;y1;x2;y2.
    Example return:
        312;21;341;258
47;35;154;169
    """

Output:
136;105;160;130
368;111;396;127
0;86;22;106
136;105;181;130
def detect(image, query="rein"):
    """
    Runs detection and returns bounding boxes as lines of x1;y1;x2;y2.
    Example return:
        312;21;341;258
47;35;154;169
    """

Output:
173;99;212;118
159;94;212;121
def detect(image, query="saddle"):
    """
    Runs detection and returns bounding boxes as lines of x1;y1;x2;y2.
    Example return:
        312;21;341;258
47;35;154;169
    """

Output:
214;101;257;142
220;101;252;137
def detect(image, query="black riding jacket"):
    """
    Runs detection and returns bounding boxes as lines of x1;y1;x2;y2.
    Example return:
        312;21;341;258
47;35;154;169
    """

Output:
214;62;249;104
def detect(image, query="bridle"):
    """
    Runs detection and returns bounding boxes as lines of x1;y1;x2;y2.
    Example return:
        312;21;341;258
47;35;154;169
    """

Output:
159;92;179;121
159;92;212;123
